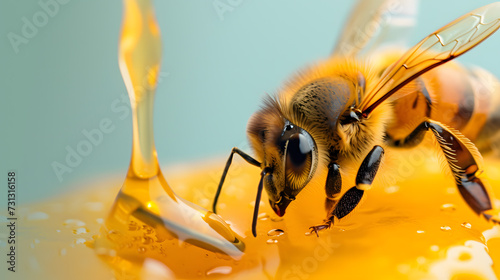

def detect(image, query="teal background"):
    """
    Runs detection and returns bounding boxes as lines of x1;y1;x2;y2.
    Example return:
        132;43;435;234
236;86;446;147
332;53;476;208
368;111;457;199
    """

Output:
1;0;500;204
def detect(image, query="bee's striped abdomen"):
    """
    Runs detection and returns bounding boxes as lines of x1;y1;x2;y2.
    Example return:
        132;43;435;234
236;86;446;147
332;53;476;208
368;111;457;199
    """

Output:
385;61;500;155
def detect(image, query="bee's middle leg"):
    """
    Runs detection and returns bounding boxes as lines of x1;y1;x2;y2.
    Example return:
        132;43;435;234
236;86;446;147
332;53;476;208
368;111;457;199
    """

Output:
309;145;385;236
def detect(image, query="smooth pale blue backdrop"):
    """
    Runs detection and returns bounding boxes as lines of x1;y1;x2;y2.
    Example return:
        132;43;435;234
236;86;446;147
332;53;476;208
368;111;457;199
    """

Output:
1;0;500;203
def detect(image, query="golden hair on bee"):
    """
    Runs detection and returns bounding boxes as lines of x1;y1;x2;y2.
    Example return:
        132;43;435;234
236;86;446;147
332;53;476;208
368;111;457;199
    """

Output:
273;57;392;162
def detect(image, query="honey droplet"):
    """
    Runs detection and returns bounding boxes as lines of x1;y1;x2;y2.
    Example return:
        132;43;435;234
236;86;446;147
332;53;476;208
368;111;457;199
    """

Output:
461;222;472;229
440;226;452;231
440;203;456;212
266;239;278;244
385;185;400;194
267;229;285;237
138;247;147;253
75;238;86;244
63;219;86;227
206;266;232;276
141;236;154;245
258;213;270;221
204;213;236;243
142;225;153;234
107;230;123;242
271;216;284;222
417;230;425;234
128;221;139;231
73;227;89;235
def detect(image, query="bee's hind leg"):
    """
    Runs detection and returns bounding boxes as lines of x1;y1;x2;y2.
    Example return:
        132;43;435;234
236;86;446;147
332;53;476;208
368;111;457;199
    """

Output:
309;145;385;236
423;120;499;224
386;118;499;223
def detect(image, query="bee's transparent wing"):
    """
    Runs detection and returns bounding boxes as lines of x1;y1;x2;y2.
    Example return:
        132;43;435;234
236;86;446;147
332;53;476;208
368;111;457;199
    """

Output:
360;2;500;117
332;0;418;58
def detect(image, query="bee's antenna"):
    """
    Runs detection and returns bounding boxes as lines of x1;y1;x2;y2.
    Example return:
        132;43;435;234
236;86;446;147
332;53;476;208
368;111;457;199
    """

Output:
252;168;270;237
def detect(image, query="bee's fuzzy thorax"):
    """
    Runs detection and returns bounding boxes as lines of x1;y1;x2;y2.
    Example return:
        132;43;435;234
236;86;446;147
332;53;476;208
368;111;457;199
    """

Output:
278;57;390;163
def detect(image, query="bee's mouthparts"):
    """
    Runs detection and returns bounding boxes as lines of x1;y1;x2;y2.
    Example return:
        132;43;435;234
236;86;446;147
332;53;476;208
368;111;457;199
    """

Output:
271;192;295;217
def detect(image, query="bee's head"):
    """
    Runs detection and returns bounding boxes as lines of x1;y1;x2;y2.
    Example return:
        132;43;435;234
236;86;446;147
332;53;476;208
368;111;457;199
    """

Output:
247;76;359;218
268;120;318;216
248;99;318;217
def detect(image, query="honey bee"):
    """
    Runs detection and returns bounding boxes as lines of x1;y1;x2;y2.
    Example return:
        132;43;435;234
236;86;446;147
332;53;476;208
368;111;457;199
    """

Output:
212;0;500;237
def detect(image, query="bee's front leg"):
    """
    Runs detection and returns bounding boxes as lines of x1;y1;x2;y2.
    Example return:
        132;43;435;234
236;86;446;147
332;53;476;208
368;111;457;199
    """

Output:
309;146;384;236
308;162;341;236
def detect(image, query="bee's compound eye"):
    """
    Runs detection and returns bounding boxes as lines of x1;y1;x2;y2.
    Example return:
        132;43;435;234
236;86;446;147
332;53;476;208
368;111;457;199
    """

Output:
287;134;311;171
285;132;315;187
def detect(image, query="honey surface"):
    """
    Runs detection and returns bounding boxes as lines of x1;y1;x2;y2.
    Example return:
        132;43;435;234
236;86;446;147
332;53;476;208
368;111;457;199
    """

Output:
7;1;500;279
5;153;500;279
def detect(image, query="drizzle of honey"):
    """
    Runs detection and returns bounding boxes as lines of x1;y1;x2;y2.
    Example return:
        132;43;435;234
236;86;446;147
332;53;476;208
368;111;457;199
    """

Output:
12;1;500;279
92;0;253;278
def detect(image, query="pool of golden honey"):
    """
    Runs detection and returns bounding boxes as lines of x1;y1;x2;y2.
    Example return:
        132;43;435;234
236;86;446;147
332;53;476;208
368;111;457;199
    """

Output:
6;150;500;280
